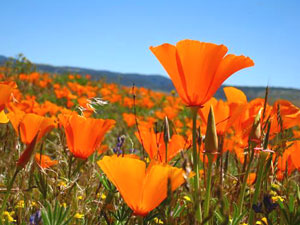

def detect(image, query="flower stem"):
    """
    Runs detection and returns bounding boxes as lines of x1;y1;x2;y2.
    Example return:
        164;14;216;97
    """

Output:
203;153;213;223
248;151;268;224
191;107;202;223
0;168;20;217
237;143;254;215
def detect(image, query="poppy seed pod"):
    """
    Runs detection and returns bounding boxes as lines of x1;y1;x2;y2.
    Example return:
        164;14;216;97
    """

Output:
205;106;218;154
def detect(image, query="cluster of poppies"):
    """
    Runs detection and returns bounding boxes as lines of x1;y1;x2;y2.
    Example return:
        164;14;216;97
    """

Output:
0;40;299;224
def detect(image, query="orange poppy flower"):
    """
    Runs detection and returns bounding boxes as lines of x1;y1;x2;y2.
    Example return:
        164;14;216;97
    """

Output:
97;155;191;216
199;98;230;135
59;114;115;159
135;126;187;162
7;111;56;144
122;113;136;127
288;140;300;170
97;144;109;155
247;173;257;185
7;112;56;169
150;39;254;107
0;84;13;111
35;153;58;168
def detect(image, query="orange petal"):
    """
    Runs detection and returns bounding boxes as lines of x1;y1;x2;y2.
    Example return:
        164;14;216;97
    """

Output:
204;54;254;103
97;155;145;212
19;114;44;144
199;97;218;125
224;87;247;104
35;153;58;168
0;84;12;111
176;40;228;105
149;44;190;105
140;163;186;215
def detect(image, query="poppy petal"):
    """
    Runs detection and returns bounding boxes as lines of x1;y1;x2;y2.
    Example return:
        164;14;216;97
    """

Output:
149;44;190;104
176;40;228;105
204;54;254;103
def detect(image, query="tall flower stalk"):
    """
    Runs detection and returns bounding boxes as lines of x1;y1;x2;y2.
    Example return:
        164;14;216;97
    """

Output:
203;106;218;223
191;107;202;222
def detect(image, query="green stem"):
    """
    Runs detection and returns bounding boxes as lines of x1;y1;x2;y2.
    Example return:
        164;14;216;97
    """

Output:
0;168;20;217
237;144;254;215
204;154;213;223
191;107;202;223
248;152;268;224
138;216;143;225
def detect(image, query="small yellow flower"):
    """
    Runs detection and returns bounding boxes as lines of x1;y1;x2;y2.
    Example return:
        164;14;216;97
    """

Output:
240;223;248;225
74;213;84;219
269;190;277;196
183;195;192;202
272;195;284;202
256;217;268;225
61;202;67;208
30;201;37;208
271;183;280;191
2;211;16;222
58;181;67;187
101;193;107;200
15;200;25;209
77;196;83;200
154;217;163;224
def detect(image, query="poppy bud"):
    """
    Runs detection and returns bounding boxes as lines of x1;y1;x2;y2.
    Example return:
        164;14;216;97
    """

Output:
17;134;38;169
205;106;218;154
250;109;262;143
163;116;171;144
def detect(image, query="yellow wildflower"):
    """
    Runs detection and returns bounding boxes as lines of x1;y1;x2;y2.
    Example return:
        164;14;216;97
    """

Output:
271;183;280;191
101;193;107;200
30;201;37;208
183;195;192;202
256;217;268;225
77;196;83;200
272;195;284;202
2;211;16;222
74;213;84;219
154;217;163;224
61;202;67;208
58;181;67;187
15;200;25;209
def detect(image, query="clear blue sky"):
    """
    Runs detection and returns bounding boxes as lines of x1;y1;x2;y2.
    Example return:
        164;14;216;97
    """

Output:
1;0;300;88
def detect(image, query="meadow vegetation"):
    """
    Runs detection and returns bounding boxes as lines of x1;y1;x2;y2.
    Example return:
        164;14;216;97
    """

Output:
0;40;300;225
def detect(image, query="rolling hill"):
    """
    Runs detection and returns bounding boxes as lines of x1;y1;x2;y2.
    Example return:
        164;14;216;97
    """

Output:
1;55;300;106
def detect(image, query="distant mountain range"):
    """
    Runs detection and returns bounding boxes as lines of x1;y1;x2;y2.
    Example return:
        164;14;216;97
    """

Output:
1;55;300;106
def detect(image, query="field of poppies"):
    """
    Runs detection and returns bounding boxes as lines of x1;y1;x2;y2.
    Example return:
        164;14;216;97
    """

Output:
0;40;300;225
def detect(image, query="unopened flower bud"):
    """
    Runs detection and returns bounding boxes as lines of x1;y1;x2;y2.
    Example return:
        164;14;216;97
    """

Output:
205;106;218;154
250;109;262;143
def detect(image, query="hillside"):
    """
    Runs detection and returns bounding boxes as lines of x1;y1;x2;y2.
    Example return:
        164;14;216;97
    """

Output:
1;55;300;106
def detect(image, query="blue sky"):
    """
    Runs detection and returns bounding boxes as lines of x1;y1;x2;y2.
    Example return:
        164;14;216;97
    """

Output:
1;0;300;88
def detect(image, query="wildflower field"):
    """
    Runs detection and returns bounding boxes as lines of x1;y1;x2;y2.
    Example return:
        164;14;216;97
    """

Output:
0;40;300;225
